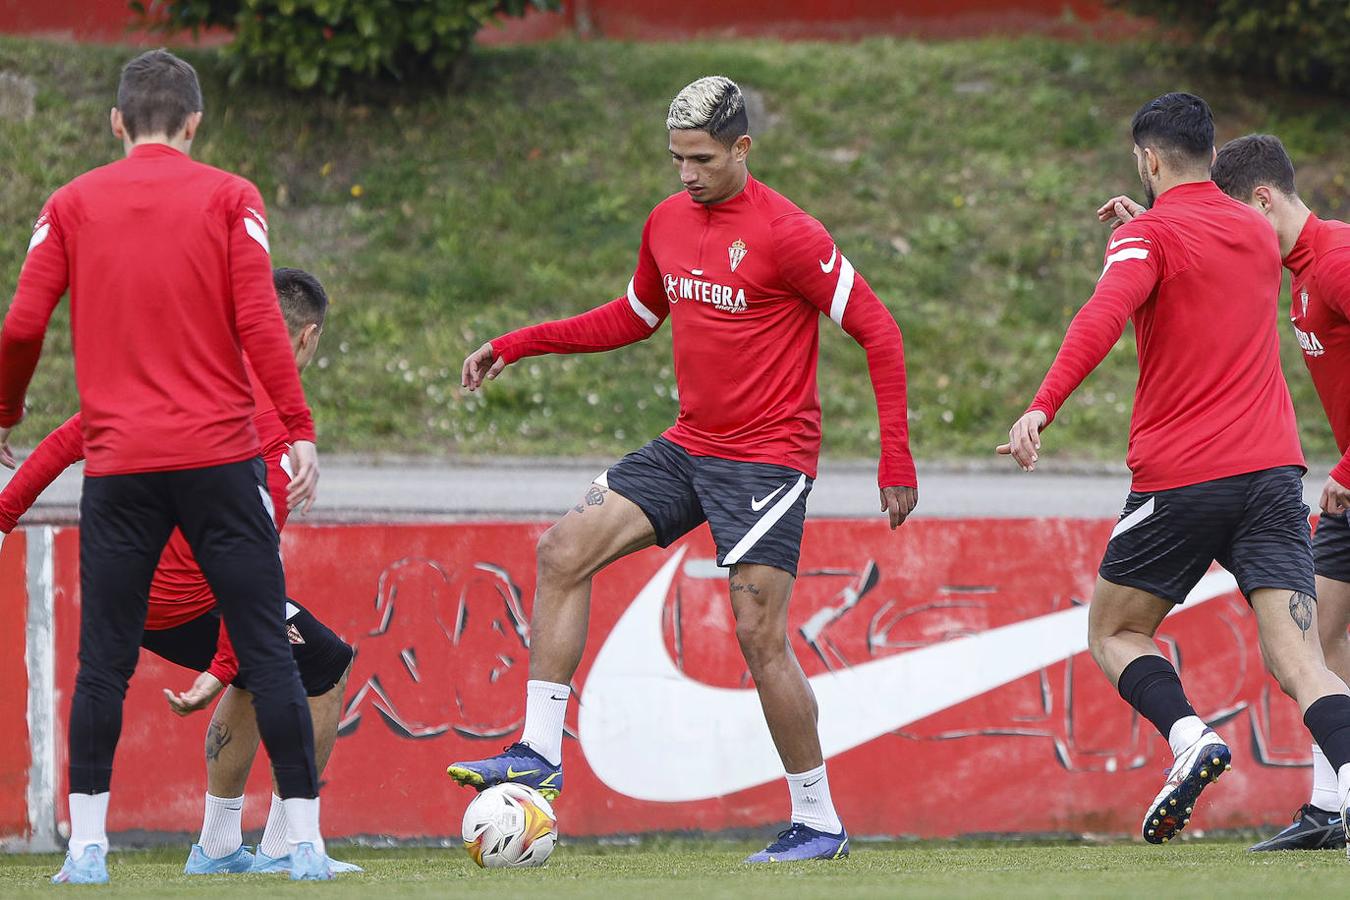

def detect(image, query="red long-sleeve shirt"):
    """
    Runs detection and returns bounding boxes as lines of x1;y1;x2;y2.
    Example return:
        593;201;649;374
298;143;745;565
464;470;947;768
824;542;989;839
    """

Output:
1284;214;1350;486
1029;181;1304;491
0;365;295;684
0;143;314;476
491;175;916;488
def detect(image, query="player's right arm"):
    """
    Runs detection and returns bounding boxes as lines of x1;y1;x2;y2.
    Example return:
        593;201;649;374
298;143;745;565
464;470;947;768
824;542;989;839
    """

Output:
462;215;669;391
998;221;1162;470
0;197;71;466
0;413;84;533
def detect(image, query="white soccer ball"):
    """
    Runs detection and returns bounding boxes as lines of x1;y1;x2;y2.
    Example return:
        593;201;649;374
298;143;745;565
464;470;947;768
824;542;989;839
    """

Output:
462;783;557;868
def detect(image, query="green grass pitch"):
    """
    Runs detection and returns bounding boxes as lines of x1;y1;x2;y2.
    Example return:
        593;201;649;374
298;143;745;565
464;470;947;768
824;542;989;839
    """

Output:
2;840;1347;898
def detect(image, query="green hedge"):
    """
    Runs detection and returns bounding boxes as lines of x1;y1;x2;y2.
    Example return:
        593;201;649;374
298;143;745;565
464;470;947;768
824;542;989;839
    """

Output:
1110;0;1350;94
135;0;560;92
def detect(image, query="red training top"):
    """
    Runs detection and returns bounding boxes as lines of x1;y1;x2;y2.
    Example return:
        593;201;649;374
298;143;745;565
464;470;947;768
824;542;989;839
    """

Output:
1028;181;1304;491
0;143;314;476
490;174;915;489
1285;214;1350;486
0;364;294;685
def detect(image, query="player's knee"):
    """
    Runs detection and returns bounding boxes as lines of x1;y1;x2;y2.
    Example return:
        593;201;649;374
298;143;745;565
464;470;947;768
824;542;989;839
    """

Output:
734;620;783;671
1263;650;1324;699
536;525;584;583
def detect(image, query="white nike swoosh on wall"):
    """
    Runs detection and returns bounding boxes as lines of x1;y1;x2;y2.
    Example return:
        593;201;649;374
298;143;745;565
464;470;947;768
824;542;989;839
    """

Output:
578;547;1237;802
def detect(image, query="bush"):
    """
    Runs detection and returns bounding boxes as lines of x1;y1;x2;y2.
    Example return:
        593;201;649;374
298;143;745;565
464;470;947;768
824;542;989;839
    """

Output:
136;0;561;93
1109;0;1350;94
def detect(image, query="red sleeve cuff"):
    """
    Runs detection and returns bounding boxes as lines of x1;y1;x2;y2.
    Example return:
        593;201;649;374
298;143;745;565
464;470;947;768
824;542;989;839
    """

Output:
1027;401;1057;428
879;455;918;490
1331;456;1350;489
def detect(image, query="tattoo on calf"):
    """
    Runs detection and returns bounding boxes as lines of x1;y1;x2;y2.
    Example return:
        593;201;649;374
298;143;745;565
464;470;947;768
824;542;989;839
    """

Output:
1289;591;1315;638
730;582;761;596
573;484;608;514
205;722;232;762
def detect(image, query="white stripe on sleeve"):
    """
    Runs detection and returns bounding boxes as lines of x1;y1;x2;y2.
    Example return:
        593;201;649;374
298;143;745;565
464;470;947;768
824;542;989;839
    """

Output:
828;256;855;327
1099;247;1149;280
627;278;659;328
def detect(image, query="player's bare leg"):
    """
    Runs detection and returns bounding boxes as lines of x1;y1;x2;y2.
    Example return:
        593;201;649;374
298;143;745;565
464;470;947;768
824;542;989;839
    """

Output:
727;564;820;772
193;666;354;873
448;481;656;796
731;562;847;861
1251;587;1350;712
1087;578;1228;843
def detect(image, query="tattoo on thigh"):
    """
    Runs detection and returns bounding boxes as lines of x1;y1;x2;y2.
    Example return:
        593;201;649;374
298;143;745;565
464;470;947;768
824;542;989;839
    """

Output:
1289;591;1315;639
573;484;608;514
730;581;761;596
205;722;232;762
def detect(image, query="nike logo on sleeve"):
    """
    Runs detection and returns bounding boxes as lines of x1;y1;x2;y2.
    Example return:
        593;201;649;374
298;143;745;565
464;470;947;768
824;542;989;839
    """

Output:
819;247;838;274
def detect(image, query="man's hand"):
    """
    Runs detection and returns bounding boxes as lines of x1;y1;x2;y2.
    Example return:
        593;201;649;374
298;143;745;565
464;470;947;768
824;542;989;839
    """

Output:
0;424;14;469
286;440;319;514
1096;195;1144;230
880;485;918;530
163;671;225;717
461;342;507;392
1321;474;1350;515
997;410;1049;471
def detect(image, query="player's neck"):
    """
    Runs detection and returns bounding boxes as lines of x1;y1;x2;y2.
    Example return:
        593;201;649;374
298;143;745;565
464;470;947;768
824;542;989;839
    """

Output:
704;169;750;206
1152;170;1209;199
123;135;193;157
1276;201;1313;258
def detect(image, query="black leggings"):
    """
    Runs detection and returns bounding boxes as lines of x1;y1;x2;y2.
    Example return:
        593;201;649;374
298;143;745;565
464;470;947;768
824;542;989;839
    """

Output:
70;457;317;798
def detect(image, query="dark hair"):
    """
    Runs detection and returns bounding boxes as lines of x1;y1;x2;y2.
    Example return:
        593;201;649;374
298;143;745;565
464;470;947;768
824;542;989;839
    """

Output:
116;49;203;141
1130;92;1214;169
274;267;328;333
1212;134;1298;201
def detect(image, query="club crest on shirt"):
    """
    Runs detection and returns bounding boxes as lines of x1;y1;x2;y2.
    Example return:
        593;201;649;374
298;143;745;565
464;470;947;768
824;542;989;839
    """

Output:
287;624;306;645
729;238;747;273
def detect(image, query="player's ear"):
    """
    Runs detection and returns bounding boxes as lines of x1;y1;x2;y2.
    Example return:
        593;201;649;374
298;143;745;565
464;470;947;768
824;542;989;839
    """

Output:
181;110;203;142
1254;186;1273;213
110;107;125;141
733;134;752;162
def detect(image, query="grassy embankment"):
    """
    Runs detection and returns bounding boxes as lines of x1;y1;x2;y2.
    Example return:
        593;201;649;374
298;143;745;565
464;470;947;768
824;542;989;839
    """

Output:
0;35;1346;465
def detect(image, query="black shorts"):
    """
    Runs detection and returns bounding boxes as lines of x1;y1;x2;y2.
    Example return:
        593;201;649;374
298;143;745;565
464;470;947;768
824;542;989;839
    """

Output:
140;601;353;697
1099;465;1314;605
1314;512;1350;582
602;437;813;576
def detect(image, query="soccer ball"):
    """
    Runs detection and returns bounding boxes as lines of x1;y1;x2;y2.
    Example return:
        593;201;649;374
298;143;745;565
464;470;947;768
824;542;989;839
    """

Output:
462;783;557;868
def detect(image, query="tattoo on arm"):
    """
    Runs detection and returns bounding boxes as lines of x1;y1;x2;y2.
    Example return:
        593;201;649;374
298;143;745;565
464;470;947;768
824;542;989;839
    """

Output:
572;484;608;514
1289;591;1315;639
730;581;761;596
205;721;232;762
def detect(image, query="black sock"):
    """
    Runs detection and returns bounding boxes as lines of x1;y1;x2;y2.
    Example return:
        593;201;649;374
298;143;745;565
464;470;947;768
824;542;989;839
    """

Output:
1304;694;1350;781
1117;655;1198;741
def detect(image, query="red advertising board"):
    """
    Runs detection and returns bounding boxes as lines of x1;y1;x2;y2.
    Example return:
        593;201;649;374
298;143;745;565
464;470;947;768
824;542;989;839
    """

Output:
0;531;29;841
15;519;1312;842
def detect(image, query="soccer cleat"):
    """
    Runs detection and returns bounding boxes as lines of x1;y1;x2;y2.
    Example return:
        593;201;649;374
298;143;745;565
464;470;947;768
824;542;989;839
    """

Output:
1142;730;1231;845
743;823;849;863
251;850;364;874
446;742;563;800
288;842;334;881
51;845;109;884
1343;793;1349;862
1248;804;1345;851
184;843;254;874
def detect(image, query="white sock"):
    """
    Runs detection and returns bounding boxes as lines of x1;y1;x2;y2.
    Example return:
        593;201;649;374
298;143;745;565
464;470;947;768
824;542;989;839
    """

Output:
1167;715;1208;758
67;792;110;859
259;794;289;859
786;764;843;834
198;793;243;858
520;680;569;766
1311;743;1340;812
282;796;324;856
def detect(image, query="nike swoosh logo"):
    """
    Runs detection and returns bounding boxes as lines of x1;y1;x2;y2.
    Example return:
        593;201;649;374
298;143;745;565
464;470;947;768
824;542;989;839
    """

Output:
578;547;1237;802
1108;236;1149;250
803;777;822;788
819;247;838;274
506;767;540;778
750;484;788;512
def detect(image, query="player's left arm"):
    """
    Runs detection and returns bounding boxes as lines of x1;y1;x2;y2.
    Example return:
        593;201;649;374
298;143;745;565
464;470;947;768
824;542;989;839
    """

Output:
0;197;71;466
772;214;917;529
1316;250;1350;513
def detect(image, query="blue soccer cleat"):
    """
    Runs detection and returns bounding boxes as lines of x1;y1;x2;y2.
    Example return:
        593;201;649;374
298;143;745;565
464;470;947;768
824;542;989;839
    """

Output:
251;850;363;874
1248;804;1345;851
1143;729;1231;844
288;842;334;881
184;843;254;875
51;845;109;884
446;742;563;800
744;823;850;863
